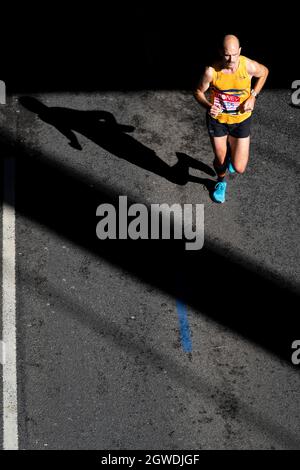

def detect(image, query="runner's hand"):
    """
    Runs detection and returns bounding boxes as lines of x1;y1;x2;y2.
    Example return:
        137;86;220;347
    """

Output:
240;96;256;113
209;104;222;118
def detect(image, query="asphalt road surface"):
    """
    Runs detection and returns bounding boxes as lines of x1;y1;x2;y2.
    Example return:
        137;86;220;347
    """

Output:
0;89;299;450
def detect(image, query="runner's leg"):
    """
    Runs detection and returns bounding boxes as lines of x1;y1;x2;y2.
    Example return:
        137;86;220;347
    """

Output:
228;135;250;174
210;135;228;178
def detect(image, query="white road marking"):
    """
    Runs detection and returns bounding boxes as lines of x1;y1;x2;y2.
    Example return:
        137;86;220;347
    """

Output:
2;156;18;450
0;341;6;365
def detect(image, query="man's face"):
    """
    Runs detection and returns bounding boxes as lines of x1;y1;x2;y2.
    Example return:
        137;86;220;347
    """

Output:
222;45;241;69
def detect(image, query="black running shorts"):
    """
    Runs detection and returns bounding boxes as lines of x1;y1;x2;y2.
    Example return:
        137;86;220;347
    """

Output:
206;113;251;138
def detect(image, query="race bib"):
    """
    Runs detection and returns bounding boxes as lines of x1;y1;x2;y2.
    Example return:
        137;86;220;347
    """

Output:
213;90;240;114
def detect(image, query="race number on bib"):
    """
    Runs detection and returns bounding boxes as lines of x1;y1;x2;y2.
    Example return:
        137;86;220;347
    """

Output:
213;90;240;114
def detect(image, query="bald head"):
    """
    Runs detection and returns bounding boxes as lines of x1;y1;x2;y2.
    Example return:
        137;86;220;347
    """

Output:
223;35;240;50
221;34;241;70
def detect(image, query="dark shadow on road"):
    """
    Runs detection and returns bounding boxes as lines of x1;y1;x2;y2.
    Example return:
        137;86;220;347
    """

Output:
2;3;299;93
19;97;216;189
19;269;300;449
0;123;299;366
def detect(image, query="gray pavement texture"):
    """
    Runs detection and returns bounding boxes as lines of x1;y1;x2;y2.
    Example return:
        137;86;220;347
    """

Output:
0;89;300;449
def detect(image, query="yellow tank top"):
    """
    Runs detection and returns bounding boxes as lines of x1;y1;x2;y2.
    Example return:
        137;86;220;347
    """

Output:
209;55;252;124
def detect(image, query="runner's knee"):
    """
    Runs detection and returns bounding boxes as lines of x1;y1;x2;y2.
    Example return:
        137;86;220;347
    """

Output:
233;162;247;174
235;167;246;174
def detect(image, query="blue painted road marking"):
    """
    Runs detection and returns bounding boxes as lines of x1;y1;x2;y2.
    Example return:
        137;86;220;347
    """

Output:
176;299;192;353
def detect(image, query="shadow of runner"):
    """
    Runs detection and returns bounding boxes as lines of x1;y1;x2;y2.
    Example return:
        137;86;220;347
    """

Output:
19;97;216;188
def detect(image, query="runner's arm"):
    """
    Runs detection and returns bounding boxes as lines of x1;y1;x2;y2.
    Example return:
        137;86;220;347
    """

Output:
193;67;214;110
246;59;269;95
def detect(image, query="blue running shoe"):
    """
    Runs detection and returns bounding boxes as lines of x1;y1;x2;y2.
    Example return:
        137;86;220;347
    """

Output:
212;181;227;203
227;155;236;174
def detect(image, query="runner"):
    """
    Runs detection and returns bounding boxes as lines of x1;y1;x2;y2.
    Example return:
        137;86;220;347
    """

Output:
194;34;269;203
